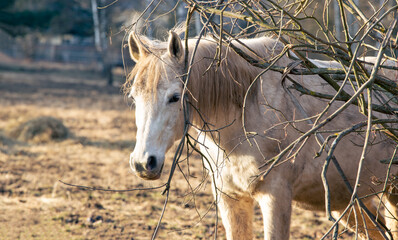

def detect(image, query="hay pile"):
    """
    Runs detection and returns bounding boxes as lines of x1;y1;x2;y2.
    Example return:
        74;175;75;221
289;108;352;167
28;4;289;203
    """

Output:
0;132;17;146
9;116;69;143
0;131;18;155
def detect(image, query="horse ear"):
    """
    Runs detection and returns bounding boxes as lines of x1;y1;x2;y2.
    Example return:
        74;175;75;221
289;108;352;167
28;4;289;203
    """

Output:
128;32;147;62
167;31;184;62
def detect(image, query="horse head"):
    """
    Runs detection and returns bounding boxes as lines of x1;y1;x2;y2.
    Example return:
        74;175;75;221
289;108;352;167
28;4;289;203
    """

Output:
127;31;186;180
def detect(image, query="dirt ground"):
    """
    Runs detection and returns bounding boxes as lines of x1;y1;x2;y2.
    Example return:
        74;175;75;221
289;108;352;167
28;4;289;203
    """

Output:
0;69;350;239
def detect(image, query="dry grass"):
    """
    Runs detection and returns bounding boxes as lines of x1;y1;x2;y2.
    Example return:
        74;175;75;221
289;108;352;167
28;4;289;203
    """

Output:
0;69;347;239
8;116;69;143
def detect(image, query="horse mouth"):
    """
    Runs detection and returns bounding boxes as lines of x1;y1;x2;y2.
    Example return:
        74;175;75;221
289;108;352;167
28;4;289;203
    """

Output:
135;163;164;180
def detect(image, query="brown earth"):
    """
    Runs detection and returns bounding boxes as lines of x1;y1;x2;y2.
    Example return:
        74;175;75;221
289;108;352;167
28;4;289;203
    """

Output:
0;69;351;239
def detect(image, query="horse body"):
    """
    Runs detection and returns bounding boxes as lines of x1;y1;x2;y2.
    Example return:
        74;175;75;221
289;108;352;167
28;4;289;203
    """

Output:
127;31;398;239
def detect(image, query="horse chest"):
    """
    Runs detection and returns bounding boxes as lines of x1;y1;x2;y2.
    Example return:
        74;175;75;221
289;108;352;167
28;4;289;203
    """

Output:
197;134;260;195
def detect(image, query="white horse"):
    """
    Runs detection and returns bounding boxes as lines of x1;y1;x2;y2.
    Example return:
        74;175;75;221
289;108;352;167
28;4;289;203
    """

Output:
126;30;398;239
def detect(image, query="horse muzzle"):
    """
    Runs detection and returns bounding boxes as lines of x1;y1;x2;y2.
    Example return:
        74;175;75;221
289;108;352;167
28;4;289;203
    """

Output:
130;152;164;180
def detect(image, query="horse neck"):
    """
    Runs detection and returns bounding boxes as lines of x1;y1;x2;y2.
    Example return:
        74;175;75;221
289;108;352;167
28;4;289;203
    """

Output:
184;37;296;149
185;39;265;128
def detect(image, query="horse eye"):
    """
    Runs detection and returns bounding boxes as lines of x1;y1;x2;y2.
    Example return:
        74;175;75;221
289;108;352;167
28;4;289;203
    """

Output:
168;94;180;103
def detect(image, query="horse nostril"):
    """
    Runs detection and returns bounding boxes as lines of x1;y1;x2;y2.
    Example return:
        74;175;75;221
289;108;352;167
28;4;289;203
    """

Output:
146;155;157;171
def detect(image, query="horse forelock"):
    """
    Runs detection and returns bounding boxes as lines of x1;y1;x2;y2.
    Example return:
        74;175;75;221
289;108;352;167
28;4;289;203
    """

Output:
123;31;171;97
124;54;164;101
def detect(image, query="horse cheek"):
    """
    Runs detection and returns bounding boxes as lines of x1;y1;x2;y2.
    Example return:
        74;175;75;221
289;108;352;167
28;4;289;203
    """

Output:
161;110;181;150
173;108;185;141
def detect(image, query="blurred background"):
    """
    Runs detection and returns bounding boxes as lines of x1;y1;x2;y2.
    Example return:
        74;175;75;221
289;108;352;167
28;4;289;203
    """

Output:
0;0;190;84
0;0;392;76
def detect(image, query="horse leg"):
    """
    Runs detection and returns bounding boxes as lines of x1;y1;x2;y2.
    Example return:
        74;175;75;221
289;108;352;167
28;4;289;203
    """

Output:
385;186;398;239
332;200;386;240
216;193;254;240
254;184;292;240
